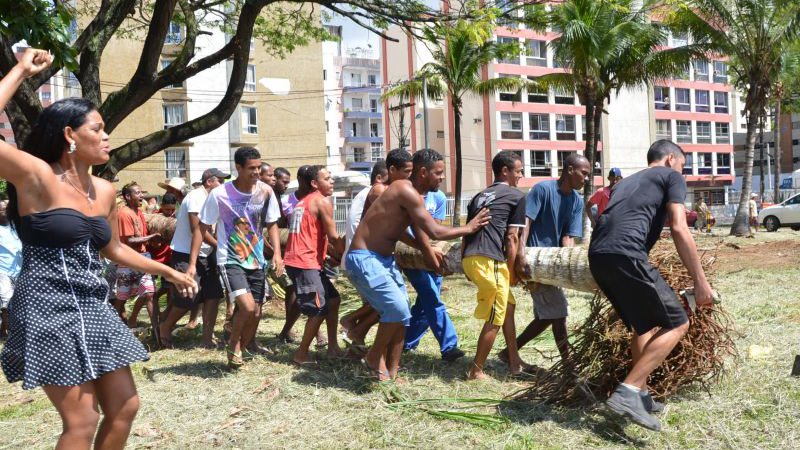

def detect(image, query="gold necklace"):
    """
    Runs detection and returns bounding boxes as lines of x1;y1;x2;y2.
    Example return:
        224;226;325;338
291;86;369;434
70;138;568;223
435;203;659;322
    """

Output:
55;162;94;204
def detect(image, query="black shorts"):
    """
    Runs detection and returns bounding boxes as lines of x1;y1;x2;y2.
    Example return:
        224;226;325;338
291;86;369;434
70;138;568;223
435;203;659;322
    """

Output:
219;264;267;305
169;251;224;309
286;266;340;317
588;253;688;335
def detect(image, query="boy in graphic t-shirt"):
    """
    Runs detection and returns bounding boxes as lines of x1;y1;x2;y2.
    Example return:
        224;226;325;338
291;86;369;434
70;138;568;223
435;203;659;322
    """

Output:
196;147;283;369
284;165;345;365
462;152;527;380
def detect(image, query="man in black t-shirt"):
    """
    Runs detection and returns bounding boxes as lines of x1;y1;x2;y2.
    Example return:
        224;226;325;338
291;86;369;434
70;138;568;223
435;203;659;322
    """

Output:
462;152;527;380
588;140;713;431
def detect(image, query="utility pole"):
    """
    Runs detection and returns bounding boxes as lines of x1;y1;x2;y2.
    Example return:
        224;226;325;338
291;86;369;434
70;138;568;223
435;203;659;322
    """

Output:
389;93;414;151
422;77;430;150
759;113;766;198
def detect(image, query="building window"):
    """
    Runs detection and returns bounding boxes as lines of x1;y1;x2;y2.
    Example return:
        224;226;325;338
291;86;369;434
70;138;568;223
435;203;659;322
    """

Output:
671;31;688;47
554;88;574;105
370;123;379;137
715;122;730;144
351;98;363;112
713;61;728;83
353;147;365;162
526;39;547;67
436;130;445;139
497;37;519;64
165;148;186;179
245;65;257;92
683;153;694;175
163;103;185;129
697;152;713;174
530;150;552;176
529;114;550;140
654;86;670;110
325;121;329;132
656;119;671;140
675;88;691;111
370;98;378;113
555;114;576;140
368;74;377;86
500;112;523;139
498;75;521;102
370;142;383;161
165;22;182;44
323;69;327;81
676;120;692;143
39;91;51;102
716;153;731;174
241;106;258;134
714;92;729;114
527;77;548;103
695;90;710;112
160;60;183;89
696;121;712;143
351;122;358;137
693;60;709;81
326;145;331;156
496;0;518;28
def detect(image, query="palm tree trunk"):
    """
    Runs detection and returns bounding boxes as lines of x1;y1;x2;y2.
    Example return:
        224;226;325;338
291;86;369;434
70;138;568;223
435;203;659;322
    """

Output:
731;108;760;235
773;99;782;203
583;95;597;205
394;241;598;293
452;106;464;226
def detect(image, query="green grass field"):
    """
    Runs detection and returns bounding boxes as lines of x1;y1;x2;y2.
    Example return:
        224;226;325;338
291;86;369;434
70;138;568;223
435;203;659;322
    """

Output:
1;229;799;449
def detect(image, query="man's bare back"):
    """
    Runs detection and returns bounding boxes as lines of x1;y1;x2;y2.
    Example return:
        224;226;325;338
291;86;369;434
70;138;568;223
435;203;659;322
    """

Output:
350;180;420;256
351;179;490;256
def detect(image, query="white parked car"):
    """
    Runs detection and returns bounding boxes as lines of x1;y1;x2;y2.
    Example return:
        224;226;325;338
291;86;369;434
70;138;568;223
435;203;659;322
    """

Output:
759;192;800;231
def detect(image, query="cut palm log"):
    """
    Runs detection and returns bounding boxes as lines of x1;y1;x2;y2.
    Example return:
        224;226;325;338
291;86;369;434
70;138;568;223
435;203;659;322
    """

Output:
393;241;598;293
144;213;177;242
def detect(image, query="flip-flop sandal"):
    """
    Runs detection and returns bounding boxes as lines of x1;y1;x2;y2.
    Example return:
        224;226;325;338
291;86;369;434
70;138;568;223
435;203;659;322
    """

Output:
225;345;244;370
359;358;390;381
293;359;320;369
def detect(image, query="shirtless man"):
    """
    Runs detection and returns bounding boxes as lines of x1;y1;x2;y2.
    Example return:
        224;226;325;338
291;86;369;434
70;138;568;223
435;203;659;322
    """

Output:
345;149;489;381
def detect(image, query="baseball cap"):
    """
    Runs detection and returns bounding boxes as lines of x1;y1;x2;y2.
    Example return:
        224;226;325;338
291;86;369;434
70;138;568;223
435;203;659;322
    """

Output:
201;168;231;183
608;167;622;178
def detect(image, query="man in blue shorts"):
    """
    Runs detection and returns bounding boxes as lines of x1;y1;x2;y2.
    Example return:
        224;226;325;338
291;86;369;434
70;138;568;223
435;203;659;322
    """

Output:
345;149;490;381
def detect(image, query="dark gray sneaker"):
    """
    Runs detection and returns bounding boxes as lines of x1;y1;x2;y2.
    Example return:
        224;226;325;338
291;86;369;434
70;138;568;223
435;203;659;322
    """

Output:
641;392;664;414
606;385;662;431
442;347;465;362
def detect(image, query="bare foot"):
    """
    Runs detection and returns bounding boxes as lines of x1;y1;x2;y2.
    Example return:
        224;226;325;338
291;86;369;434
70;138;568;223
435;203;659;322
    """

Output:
157;323;174;349
186;320;199;330
326;345;345;359
497;350;536;373
360;358;390;382
467;362;488;381
339;316;355;333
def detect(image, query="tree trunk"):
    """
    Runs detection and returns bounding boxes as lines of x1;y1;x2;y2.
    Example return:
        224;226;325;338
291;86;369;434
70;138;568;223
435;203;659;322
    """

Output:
773;99;782;203
583;94;597;205
451;105;464;226
731;108;760;236
394;240;598;292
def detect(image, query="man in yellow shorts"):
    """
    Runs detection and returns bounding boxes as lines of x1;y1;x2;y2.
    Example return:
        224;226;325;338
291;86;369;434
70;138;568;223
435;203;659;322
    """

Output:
462;152;526;380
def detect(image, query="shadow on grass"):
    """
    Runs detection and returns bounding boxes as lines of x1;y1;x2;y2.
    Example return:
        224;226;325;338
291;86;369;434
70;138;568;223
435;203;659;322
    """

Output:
147;360;229;379
497;401;648;447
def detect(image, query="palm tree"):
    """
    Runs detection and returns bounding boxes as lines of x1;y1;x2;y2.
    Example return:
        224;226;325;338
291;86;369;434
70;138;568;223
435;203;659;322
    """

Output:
771;41;800;203
524;0;703;204
668;0;800;235
382;16;527;226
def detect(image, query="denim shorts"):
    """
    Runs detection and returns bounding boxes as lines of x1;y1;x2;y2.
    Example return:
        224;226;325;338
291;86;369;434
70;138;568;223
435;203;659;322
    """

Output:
345;249;410;325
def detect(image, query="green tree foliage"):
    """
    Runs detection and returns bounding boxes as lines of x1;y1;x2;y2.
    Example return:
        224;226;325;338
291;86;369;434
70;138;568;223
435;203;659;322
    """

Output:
667;0;800;235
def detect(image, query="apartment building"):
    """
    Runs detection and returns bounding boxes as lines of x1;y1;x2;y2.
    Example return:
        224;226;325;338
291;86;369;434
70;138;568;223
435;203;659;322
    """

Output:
382;3;737;206
1;14;325;195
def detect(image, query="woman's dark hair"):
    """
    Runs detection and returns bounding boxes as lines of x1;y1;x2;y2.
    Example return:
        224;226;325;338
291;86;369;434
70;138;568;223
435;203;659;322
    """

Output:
7;98;97;230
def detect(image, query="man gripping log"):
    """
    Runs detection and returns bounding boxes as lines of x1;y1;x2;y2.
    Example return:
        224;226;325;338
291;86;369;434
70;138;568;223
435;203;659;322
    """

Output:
345;149;490;381
588;140;713;431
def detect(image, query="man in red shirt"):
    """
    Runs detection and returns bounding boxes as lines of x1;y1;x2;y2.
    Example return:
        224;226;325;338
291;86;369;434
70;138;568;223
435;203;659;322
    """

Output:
115;182;160;329
585;167;623;229
284;165;345;365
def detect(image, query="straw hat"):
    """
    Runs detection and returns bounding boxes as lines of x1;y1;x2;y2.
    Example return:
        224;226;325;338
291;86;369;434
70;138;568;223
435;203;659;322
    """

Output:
158;177;186;193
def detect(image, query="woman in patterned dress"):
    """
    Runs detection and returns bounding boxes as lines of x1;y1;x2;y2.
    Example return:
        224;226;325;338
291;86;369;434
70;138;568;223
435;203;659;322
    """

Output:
0;49;197;449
